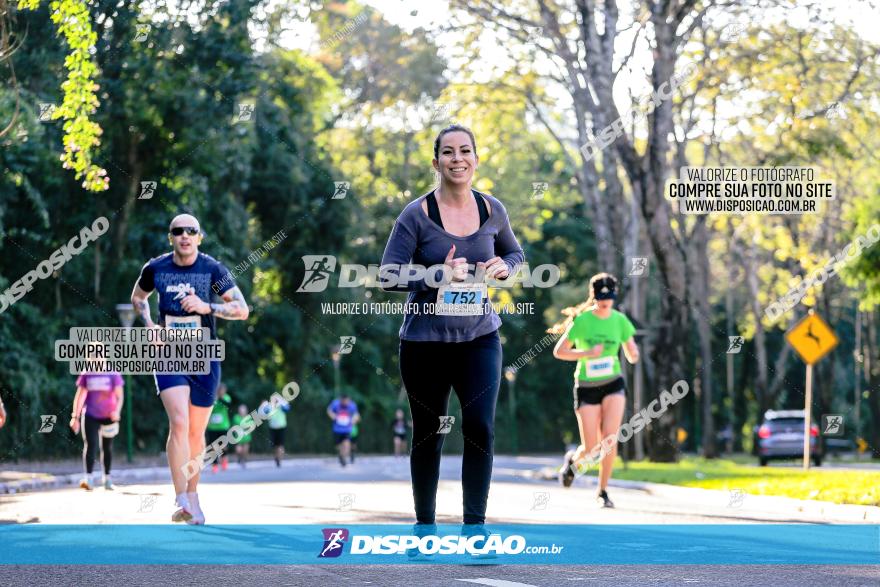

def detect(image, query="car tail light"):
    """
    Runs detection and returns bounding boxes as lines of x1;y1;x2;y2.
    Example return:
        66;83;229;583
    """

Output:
810;424;819;437
758;425;771;439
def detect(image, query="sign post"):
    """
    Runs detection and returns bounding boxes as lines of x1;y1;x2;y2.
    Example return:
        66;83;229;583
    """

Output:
803;364;812;470
784;310;838;470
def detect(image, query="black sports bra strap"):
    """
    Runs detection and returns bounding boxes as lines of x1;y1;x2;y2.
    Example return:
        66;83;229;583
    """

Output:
426;190;489;228
473;190;489;226
426;191;444;228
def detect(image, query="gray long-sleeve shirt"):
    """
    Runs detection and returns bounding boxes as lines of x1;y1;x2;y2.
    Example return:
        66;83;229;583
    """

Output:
380;190;525;342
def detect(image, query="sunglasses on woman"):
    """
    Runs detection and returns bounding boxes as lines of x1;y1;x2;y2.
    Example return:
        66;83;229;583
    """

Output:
170;227;200;236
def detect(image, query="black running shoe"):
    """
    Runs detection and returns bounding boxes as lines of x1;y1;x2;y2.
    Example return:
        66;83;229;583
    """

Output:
597;489;614;508
338;454;346;467
558;450;575;487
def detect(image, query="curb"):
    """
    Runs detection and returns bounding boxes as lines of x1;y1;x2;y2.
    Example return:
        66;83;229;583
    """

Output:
0;456;386;495
0;458;279;495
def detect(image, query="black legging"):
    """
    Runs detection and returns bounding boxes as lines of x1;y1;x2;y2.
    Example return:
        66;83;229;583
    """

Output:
82;414;114;475
399;329;501;525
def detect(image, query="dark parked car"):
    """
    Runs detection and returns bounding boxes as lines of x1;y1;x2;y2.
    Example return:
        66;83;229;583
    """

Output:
754;410;822;467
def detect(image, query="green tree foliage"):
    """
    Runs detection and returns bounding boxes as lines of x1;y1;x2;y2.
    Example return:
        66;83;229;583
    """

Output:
16;0;107;191
0;1;877;464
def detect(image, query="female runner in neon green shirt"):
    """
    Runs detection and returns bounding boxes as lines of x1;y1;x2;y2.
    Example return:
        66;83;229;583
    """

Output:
553;273;640;508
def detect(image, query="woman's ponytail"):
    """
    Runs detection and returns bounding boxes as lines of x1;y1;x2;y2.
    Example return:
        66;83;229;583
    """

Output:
547;273;609;335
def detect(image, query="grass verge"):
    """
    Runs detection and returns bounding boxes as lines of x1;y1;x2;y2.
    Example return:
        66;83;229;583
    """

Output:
585;457;880;506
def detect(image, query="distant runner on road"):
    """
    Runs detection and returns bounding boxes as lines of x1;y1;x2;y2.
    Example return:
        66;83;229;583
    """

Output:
392;408;410;457
262;395;290;467
0;395;6;429
206;384;232;473
69;361;124;491
327;394;359;467
232;404;254;468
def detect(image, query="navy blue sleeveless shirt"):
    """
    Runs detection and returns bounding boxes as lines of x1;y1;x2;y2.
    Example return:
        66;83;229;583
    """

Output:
137;252;234;339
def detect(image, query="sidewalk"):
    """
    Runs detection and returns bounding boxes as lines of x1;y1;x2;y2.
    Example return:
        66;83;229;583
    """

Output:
0;454;294;494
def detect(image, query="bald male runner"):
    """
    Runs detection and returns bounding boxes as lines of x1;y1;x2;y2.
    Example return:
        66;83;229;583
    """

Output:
130;214;249;524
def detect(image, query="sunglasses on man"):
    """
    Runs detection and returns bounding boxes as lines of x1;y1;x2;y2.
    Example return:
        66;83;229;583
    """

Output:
170;227;200;236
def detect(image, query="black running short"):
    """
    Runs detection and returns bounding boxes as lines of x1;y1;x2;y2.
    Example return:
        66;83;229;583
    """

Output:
573;377;626;409
269;427;285;447
205;429;225;446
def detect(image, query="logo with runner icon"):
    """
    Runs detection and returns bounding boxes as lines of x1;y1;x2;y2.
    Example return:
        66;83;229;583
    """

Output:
337;493;356;511
727;336;744;354
727;488;745;509
629;257;648;277
233;101;255;124
531;182;549;200
38;415;57;433
133;23;152;42
166;283;193;301
319;528;349;558
338;336;356;354
531;492;549;511
139;181;156;200
38;102;57;122
524;26;543;45
137;495;158;513
821;414;844;437
331;182;350;200
297;255;337;293
437;416;455;434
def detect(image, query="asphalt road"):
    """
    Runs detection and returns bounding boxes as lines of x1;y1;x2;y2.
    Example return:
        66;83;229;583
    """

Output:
0;564;878;587
2;455;877;585
0;455;873;524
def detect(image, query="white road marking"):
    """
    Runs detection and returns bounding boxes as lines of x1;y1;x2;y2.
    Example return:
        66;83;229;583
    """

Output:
457;579;540;587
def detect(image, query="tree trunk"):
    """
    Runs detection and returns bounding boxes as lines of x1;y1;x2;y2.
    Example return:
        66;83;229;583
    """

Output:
94;239;102;302
114;136;142;263
866;310;880;459
573;97;616;271
726;247;737;453
736;333;752;452
623;8;690;462
55;270;62;313
691;219;716;457
742;238;771;413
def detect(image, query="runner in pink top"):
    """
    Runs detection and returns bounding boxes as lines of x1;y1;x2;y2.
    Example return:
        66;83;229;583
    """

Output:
70;372;124;491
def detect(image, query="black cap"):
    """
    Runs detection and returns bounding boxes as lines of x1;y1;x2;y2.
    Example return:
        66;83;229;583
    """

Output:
592;276;617;300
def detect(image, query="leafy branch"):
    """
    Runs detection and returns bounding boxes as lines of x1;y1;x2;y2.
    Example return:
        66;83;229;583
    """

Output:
18;0;107;191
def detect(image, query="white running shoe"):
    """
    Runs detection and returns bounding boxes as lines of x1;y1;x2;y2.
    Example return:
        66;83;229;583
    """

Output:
171;494;194;523
79;477;93;491
185;492;205;525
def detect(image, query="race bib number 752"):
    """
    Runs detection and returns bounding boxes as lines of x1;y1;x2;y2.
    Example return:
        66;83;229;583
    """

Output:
435;283;487;316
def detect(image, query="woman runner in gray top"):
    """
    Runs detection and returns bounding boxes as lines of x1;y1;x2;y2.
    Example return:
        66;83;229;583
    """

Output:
381;124;524;534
